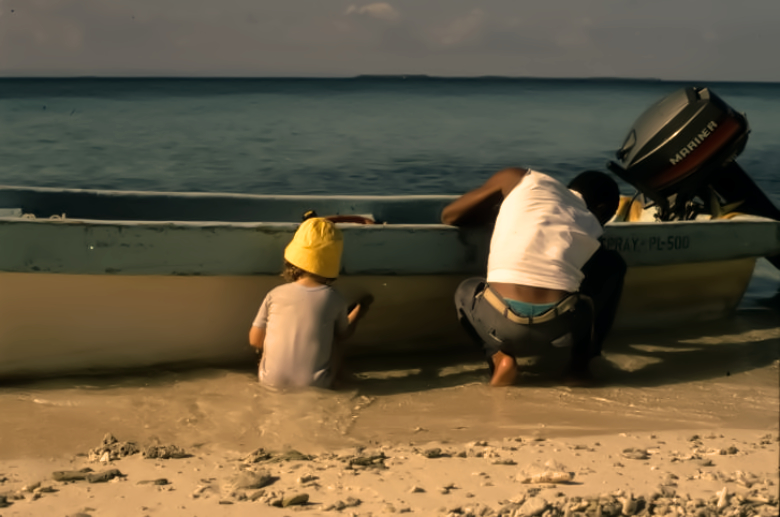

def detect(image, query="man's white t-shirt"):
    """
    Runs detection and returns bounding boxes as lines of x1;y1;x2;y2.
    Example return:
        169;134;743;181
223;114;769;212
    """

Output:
252;283;349;388
486;170;603;292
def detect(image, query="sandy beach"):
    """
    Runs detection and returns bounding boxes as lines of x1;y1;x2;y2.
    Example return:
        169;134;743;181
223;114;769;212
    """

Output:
1;265;778;516
1;324;777;516
0;427;777;517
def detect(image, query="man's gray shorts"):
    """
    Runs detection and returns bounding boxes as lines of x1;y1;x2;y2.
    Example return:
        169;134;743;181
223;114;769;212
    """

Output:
454;278;594;371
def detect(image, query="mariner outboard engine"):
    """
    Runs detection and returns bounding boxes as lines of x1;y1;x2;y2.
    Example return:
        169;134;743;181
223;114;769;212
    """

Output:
607;86;780;267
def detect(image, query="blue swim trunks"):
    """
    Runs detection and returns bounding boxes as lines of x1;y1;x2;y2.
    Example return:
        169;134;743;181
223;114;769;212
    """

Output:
504;299;557;317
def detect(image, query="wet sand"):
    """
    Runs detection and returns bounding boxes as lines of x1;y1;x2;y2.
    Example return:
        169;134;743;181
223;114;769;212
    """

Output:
0;264;778;515
2;309;777;458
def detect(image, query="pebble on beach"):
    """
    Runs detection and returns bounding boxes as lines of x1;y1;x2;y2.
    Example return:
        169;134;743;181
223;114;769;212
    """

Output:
229;470;276;490
143;444;189;459
87;433;139;462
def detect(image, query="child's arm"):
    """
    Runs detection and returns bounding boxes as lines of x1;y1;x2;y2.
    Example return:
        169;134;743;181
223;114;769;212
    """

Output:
335;295;373;341
249;326;266;351
249;295;270;352
329;296;372;389
337;304;362;340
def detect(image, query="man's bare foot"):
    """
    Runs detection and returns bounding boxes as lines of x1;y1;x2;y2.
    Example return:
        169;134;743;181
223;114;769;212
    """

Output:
489;351;518;387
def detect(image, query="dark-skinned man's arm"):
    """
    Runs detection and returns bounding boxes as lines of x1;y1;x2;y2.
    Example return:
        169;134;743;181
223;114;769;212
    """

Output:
440;168;528;226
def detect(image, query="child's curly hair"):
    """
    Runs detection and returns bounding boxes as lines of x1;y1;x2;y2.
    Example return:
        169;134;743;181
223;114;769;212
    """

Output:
281;260;335;285
281;260;306;283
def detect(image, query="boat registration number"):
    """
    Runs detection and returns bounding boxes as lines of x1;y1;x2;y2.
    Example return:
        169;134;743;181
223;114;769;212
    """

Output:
603;235;691;253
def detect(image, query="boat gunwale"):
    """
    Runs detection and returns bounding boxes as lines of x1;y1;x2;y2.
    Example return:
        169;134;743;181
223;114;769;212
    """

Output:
0;213;777;230
0;184;462;202
1;185;777;230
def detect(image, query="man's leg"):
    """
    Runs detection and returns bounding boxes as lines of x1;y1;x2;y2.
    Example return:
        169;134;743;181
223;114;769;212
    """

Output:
578;246;627;357
455;278;519;385
454;278;490;347
563;245;626;384
562;297;596;383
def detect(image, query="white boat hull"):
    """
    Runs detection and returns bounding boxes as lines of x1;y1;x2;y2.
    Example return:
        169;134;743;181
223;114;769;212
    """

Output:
0;257;757;378
0;186;776;378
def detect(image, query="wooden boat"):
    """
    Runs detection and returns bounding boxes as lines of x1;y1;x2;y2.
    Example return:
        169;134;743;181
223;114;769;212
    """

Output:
1;185;779;378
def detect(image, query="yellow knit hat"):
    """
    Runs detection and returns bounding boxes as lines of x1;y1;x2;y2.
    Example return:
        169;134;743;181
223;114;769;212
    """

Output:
284;218;344;279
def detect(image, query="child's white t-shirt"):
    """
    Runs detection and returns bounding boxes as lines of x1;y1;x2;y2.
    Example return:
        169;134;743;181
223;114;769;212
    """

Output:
252;283;349;388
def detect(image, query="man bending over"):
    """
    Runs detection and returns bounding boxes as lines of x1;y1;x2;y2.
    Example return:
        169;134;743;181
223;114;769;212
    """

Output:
442;167;626;386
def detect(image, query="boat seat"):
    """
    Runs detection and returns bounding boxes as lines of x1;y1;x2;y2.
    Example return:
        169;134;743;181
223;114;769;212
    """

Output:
612;196;648;222
302;209;377;225
324;214;376;224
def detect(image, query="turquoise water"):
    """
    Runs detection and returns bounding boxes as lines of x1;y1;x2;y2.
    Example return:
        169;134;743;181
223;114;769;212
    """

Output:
1;78;778;204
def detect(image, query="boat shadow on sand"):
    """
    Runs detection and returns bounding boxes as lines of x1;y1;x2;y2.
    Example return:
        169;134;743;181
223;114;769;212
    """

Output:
345;300;780;396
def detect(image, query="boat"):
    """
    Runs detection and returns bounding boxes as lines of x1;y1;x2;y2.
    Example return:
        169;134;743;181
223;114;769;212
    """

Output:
0;85;778;378
0;185;778;379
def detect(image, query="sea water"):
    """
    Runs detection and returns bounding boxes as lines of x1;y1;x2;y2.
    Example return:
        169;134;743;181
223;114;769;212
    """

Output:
0;78;778;459
1;78;779;200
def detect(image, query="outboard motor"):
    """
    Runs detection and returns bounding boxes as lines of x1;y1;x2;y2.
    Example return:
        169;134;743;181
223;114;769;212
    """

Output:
607;86;780;268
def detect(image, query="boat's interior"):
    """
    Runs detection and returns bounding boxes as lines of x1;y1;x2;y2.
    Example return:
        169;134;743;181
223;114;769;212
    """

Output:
0;187;457;225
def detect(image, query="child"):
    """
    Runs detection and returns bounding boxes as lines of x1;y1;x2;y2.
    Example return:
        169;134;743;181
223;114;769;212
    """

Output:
248;217;367;389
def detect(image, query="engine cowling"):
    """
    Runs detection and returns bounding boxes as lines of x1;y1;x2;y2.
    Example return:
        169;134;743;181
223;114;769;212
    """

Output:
607;86;750;219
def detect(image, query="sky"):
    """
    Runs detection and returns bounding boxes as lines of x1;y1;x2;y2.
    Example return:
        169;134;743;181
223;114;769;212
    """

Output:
1;0;779;81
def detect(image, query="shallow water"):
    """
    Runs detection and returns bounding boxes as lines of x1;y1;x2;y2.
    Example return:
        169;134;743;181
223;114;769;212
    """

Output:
1;261;777;461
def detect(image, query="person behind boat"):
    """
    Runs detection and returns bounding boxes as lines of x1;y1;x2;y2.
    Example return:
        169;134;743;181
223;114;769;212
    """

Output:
441;167;626;387
248;217;369;389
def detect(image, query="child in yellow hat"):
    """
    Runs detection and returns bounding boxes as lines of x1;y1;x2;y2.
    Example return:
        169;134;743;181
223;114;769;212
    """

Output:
248;217;368;389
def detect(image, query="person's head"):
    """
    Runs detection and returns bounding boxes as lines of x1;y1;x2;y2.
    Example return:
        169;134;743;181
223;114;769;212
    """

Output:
567;171;620;226
283;217;344;283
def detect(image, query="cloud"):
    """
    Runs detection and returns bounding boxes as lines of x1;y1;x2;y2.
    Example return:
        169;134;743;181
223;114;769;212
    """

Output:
432;9;485;47
345;3;400;23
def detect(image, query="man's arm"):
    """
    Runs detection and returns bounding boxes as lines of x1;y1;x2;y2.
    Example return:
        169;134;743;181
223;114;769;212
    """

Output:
440;168;528;226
